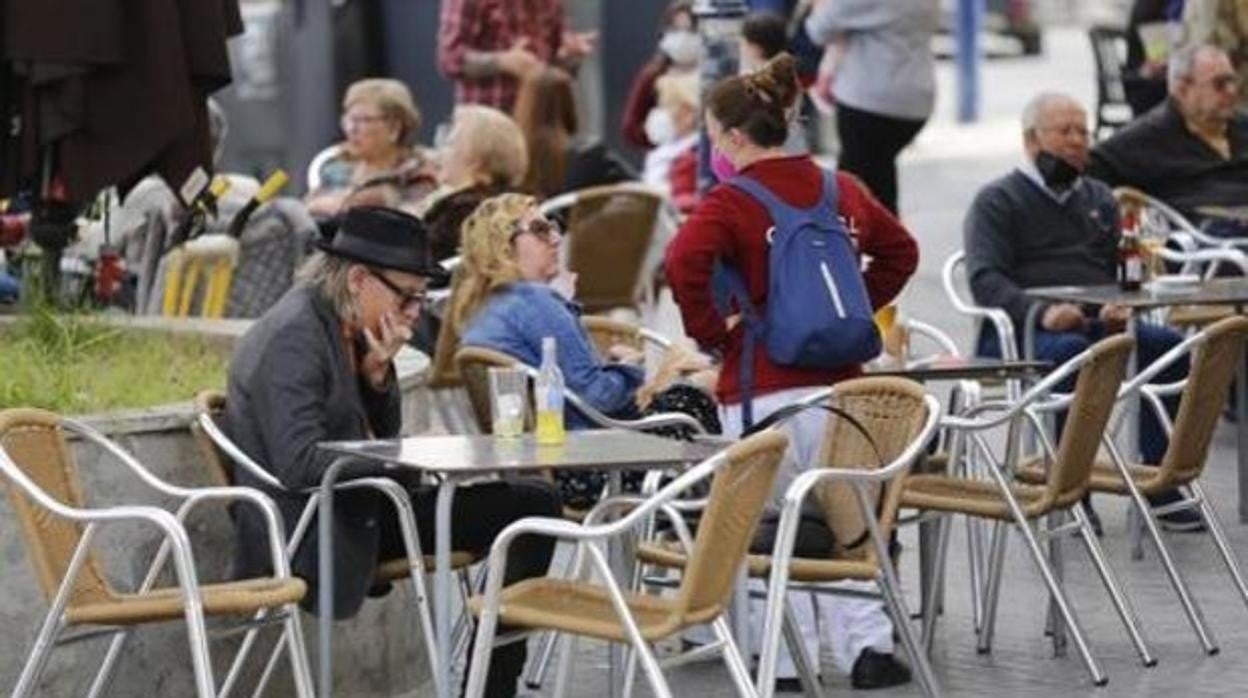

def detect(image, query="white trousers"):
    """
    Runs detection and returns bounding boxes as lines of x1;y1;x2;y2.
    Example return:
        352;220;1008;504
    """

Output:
722;386;894;676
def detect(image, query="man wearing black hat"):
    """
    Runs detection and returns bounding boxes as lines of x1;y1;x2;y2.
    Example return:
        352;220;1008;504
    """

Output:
224;206;560;696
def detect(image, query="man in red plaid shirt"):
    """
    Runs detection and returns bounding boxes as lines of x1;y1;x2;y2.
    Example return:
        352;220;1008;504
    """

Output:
438;0;597;112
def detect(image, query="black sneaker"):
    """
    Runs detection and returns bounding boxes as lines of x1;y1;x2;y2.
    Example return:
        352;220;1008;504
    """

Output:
851;648;912;690
1158;508;1206;533
774;677;805;693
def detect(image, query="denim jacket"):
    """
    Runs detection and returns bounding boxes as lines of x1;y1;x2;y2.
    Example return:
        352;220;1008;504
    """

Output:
461;282;645;427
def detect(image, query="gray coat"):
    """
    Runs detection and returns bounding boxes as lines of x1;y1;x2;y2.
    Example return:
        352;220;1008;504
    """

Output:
225;283;401;618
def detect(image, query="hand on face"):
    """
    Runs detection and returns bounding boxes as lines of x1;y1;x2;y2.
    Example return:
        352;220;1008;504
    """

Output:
360;310;413;390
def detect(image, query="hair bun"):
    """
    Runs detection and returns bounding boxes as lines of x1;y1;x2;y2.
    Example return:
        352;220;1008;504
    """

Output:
750;52;800;110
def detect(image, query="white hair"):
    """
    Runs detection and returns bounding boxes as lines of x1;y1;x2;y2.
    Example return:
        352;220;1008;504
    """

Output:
1168;44;1224;92
1021;92;1080;133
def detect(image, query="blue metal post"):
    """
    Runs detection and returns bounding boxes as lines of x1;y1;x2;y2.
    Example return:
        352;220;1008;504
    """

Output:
956;0;984;123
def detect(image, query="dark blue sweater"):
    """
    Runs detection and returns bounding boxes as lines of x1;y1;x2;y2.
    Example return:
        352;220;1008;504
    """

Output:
963;170;1121;331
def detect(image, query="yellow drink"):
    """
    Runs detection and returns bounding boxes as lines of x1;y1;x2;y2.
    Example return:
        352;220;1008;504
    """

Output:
535;409;566;445
1140;237;1166;279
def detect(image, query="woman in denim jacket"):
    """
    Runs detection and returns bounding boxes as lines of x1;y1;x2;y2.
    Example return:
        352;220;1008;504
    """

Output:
448;193;716;506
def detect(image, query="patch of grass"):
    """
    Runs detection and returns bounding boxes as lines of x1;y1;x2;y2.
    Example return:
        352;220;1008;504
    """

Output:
0;309;230;414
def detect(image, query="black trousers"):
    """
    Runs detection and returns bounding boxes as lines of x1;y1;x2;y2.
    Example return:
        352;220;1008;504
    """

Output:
835;102;927;215
378;478;561;698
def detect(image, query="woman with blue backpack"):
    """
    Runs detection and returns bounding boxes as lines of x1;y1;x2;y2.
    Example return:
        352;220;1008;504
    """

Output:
665;53;920;691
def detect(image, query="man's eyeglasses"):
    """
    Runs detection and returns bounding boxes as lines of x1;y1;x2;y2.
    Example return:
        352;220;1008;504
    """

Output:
1037;123;1090;139
509;217;562;245
1205;74;1238;92
367;267;427;313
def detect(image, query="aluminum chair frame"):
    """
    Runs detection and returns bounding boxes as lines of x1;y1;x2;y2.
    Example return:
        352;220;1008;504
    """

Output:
909;337;1148;687
454;344;707;691
753;388;943;698
1115;185;1248;253
463;433;787;698
1;413;313;698
1026;316;1248;656
194;400;471;698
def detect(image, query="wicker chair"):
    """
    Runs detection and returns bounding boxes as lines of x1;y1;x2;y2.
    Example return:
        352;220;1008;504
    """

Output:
634;377;942;697
462;430;788;698
191;391;477;698
1015;315;1248;655
581;314;673;357
900;334;1144;687
540;182;673;314
0;408;312;698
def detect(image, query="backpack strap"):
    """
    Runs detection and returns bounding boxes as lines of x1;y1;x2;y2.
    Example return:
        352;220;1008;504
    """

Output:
711;259;763;429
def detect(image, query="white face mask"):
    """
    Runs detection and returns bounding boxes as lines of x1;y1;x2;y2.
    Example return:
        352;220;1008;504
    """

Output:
659;30;702;68
644;107;677;146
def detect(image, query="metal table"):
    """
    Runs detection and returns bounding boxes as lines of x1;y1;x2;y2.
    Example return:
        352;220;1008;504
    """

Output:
1024;279;1248;521
314;430;721;698
869;355;1049;383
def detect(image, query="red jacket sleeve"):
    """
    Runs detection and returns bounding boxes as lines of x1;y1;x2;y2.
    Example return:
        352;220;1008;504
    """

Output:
664;186;745;353
836;172;919;309
620;61;663;150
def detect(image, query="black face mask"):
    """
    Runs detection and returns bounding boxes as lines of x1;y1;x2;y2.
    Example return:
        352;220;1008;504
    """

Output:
1034;150;1081;191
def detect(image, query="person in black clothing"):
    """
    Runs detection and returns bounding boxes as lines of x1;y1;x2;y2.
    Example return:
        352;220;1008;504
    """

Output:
1089;44;1248;228
1123;0;1183;116
225;207;560;697
966;92;1199;532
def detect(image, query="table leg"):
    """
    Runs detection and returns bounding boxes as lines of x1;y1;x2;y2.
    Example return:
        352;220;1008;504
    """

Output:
435;481;458;698
1237;324;1248;523
318;457;352;698
607;469;624;698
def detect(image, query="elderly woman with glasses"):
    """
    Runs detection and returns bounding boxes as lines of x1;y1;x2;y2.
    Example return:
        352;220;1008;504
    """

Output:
447;193;717;508
305;78;439;217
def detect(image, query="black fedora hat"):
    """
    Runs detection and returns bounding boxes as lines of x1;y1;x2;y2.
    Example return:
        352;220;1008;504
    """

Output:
317;206;449;282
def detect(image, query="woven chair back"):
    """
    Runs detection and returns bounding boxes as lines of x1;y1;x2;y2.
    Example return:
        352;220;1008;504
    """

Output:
561;186;660;313
1045;334;1134;509
675;431;786;624
0;408;115;606
814;377;930;561
1159;316;1248;485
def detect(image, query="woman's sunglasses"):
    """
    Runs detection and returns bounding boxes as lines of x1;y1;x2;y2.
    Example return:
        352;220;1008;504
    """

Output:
509;217;562;245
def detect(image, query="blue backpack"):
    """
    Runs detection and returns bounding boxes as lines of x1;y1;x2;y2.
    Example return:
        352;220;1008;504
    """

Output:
713;169;881;428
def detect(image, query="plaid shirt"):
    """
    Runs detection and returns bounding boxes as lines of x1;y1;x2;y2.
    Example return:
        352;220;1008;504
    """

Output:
438;0;566;111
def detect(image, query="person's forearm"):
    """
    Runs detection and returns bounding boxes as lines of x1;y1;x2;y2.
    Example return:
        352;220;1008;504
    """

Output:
462;49;503;79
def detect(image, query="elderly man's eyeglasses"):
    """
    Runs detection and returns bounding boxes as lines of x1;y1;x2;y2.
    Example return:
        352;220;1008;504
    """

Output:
367;267;426;313
1201;74;1238;92
1037;123;1090;139
509;218;562;245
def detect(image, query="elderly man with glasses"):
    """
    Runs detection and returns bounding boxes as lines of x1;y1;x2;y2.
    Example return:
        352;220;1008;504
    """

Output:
1089;43;1248;226
224;206;560;697
965;92;1200;533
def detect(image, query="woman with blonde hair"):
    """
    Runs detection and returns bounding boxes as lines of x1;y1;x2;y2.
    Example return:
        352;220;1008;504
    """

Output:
449;192;716;508
422;105;528;262
305;78;438;217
